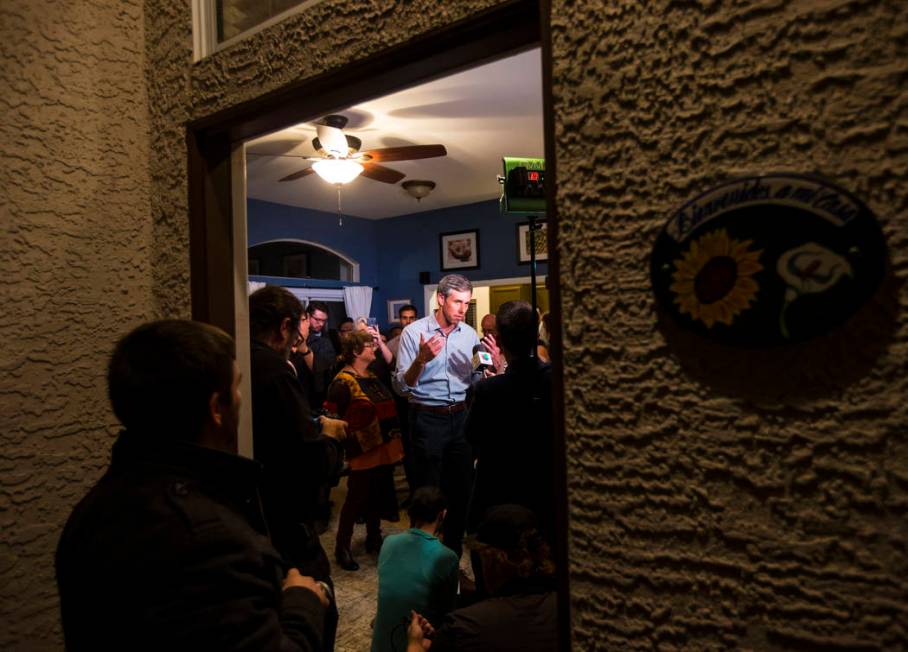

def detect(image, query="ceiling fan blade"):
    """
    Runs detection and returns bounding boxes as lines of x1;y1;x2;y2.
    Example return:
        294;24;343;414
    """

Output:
361;163;406;184
279;167;316;182
361;145;447;162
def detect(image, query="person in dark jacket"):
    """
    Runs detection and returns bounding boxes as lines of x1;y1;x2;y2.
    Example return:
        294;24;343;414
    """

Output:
463;300;555;543
406;504;558;652
56;319;330;652
249;286;347;650
304;300;338;409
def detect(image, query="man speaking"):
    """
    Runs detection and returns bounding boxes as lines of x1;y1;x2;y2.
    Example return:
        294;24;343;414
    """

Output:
394;274;487;556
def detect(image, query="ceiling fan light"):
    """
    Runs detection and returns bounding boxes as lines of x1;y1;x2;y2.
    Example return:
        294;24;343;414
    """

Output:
312;159;363;184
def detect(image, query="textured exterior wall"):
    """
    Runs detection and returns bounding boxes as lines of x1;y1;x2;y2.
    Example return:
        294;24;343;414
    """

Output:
145;0;512;319
6;0;907;648
0;1;153;649
550;0;908;649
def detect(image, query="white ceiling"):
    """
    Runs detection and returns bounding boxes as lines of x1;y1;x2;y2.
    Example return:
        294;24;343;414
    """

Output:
245;48;544;219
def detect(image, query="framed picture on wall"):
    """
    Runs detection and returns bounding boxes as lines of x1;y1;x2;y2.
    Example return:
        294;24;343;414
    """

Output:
387;299;412;323
439;229;480;270
517;221;548;264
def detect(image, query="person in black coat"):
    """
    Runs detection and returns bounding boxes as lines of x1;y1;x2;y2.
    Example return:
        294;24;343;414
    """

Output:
56;320;330;651
249;286;347;650
463;300;555;544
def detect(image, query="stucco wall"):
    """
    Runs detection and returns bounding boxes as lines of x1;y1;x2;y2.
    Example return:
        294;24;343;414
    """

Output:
5;0;907;648
551;0;908;649
0;1;153;648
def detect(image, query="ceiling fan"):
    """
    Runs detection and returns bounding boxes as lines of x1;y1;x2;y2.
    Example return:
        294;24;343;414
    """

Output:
277;114;447;186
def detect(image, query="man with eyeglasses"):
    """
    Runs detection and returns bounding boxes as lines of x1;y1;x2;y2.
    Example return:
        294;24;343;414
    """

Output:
303;301;336;410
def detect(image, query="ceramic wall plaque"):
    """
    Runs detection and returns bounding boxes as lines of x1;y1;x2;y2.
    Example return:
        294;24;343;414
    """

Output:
650;174;886;346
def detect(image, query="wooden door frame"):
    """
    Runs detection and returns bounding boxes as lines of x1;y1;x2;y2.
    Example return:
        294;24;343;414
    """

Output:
187;1;569;647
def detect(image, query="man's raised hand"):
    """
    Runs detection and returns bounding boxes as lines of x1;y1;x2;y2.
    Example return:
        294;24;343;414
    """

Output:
416;333;443;364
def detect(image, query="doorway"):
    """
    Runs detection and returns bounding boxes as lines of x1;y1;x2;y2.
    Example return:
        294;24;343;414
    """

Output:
187;2;568;648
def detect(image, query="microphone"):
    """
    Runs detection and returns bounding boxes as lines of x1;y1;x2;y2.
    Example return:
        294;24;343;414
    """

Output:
472;344;494;373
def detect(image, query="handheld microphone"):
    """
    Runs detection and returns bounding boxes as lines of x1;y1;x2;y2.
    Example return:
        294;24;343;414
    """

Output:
472;344;494;372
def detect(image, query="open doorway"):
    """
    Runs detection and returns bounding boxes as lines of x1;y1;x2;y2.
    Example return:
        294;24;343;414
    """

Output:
188;3;568;649
240;47;549;649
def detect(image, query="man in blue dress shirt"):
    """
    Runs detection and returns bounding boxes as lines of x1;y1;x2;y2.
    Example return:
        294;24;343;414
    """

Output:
394;274;482;556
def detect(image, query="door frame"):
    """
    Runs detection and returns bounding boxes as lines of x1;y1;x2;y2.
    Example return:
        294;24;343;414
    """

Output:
187;1;569;647
422;274;548;317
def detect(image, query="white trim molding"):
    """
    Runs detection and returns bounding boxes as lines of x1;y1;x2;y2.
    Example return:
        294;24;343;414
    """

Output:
249;238;361;282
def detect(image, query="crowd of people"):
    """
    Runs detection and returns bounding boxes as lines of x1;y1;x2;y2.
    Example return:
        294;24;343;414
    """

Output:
55;273;558;651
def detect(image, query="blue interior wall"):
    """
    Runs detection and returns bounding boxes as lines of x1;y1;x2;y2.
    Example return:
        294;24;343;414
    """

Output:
376;200;547;325
247;199;379;288
247;198;547;327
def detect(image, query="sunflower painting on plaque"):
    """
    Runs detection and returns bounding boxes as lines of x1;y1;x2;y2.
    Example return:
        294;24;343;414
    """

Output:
650;174;887;346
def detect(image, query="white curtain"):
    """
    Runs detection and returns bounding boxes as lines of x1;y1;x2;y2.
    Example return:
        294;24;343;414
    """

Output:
343;286;373;321
247;281;266;295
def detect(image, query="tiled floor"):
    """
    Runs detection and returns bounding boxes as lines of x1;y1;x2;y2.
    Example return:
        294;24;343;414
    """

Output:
321;465;472;652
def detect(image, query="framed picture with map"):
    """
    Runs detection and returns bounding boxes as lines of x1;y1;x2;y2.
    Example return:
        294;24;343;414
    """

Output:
517;220;548;263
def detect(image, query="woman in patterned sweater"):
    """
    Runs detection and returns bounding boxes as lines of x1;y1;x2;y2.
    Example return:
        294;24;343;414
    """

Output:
325;330;403;571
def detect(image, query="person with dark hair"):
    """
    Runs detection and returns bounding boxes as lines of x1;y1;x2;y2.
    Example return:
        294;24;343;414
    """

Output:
463;300;555;543
324;331;403;571
56;320;330;651
338;317;355;334
406;504;557;652
372;487;459;652
289;310;316;402
304;300;337;409
249;286;347;650
394;274;493;557
386;304;418;359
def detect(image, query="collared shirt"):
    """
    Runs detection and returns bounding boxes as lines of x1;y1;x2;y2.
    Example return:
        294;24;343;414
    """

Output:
394;312;480;406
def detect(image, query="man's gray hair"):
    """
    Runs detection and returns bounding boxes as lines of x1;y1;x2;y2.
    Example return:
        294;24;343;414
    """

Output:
437;274;473;298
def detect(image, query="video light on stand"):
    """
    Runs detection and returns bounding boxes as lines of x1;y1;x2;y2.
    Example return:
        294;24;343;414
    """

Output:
499;157;546;354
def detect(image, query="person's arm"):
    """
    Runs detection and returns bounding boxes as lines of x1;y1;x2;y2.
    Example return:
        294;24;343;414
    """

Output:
324;378;352;418
407;611;435;652
394;328;420;392
298;343;315;370
269;370;343;485
404;333;444;389
395;329;434;393
479;333;505;375
366;326;394;365
162;522;327;651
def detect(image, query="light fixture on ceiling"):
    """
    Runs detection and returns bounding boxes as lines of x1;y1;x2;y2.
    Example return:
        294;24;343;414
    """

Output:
402;179;436;202
312;158;364;185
